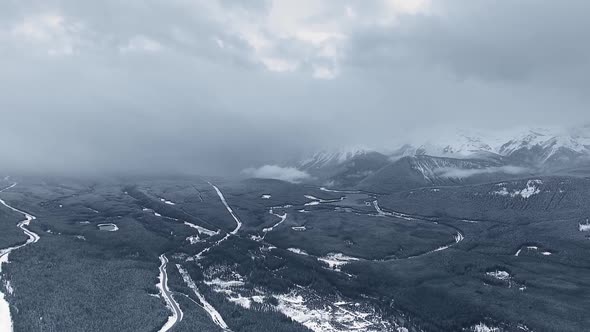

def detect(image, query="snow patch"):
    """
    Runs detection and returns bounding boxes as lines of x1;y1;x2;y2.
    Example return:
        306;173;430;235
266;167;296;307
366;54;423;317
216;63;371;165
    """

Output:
493;180;542;198
186;235;202;244
184;222;218;236
288;248;309;256
274;290;396;332
176;265;229;330
317;253;359;271
4;281;13;296
471;323;501;332
160;198;176;205
579;219;590;232
203;265;401;332
0;252;13;332
486;270;510;281
515;245;552;256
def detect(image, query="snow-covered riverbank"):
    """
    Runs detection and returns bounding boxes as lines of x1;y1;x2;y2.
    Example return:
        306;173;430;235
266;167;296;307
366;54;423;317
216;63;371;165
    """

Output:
0;183;40;332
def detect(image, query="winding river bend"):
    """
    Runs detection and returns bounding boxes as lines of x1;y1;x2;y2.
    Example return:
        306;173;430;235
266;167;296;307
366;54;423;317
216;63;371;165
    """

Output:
0;183;40;332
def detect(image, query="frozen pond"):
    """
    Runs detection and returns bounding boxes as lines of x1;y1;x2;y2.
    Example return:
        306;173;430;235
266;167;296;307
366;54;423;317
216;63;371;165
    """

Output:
97;223;119;232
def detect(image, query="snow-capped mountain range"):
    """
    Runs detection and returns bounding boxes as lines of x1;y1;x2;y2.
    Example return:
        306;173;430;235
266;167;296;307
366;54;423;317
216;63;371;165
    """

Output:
300;127;590;169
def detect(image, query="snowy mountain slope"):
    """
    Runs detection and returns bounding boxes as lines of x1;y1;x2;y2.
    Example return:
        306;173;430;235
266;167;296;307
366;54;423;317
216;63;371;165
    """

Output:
288;127;590;191
299;146;373;170
302;151;391;188
300;127;590;169
356;155;530;193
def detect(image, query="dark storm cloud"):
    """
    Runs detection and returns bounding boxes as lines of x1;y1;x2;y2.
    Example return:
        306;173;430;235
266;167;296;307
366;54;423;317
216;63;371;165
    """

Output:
0;1;588;176
348;0;590;85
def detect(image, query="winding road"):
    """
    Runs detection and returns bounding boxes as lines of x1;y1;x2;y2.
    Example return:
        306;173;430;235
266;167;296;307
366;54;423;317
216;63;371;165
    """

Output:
274;188;466;263
0;183;40;332
194;182;243;259
208;182;242;235
157;254;183;332
371;198;465;258
157;182;241;331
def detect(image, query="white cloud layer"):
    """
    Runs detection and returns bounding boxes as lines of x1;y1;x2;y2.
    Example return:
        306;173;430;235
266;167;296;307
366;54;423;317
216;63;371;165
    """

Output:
242;165;311;183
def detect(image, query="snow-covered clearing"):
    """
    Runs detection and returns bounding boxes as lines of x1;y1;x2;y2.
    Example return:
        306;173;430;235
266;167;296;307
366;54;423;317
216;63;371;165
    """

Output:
186;235;202;244
184;222;218;236
203;273;259;309
317;253;359;272
493;180;542;198
471;323;501;332
274;289;397;332
486;270;510;281
202;265;399;332
579;219;590;232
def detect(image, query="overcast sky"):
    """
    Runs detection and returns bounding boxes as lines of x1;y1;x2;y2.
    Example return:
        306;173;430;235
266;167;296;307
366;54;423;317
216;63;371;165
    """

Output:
1;0;589;175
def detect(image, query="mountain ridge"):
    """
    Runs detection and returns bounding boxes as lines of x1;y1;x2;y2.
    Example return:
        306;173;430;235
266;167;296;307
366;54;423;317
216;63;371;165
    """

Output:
291;127;590;191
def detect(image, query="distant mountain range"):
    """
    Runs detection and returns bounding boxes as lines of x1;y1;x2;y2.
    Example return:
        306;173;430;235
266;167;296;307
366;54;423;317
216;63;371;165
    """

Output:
294;127;590;192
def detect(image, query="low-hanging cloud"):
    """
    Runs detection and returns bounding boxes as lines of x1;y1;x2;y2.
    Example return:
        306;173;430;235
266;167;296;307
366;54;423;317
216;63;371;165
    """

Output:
0;1;589;176
242;165;311;183
436;166;528;178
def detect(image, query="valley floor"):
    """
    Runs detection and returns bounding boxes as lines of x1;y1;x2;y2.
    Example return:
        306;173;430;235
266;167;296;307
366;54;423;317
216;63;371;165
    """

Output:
0;175;588;331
